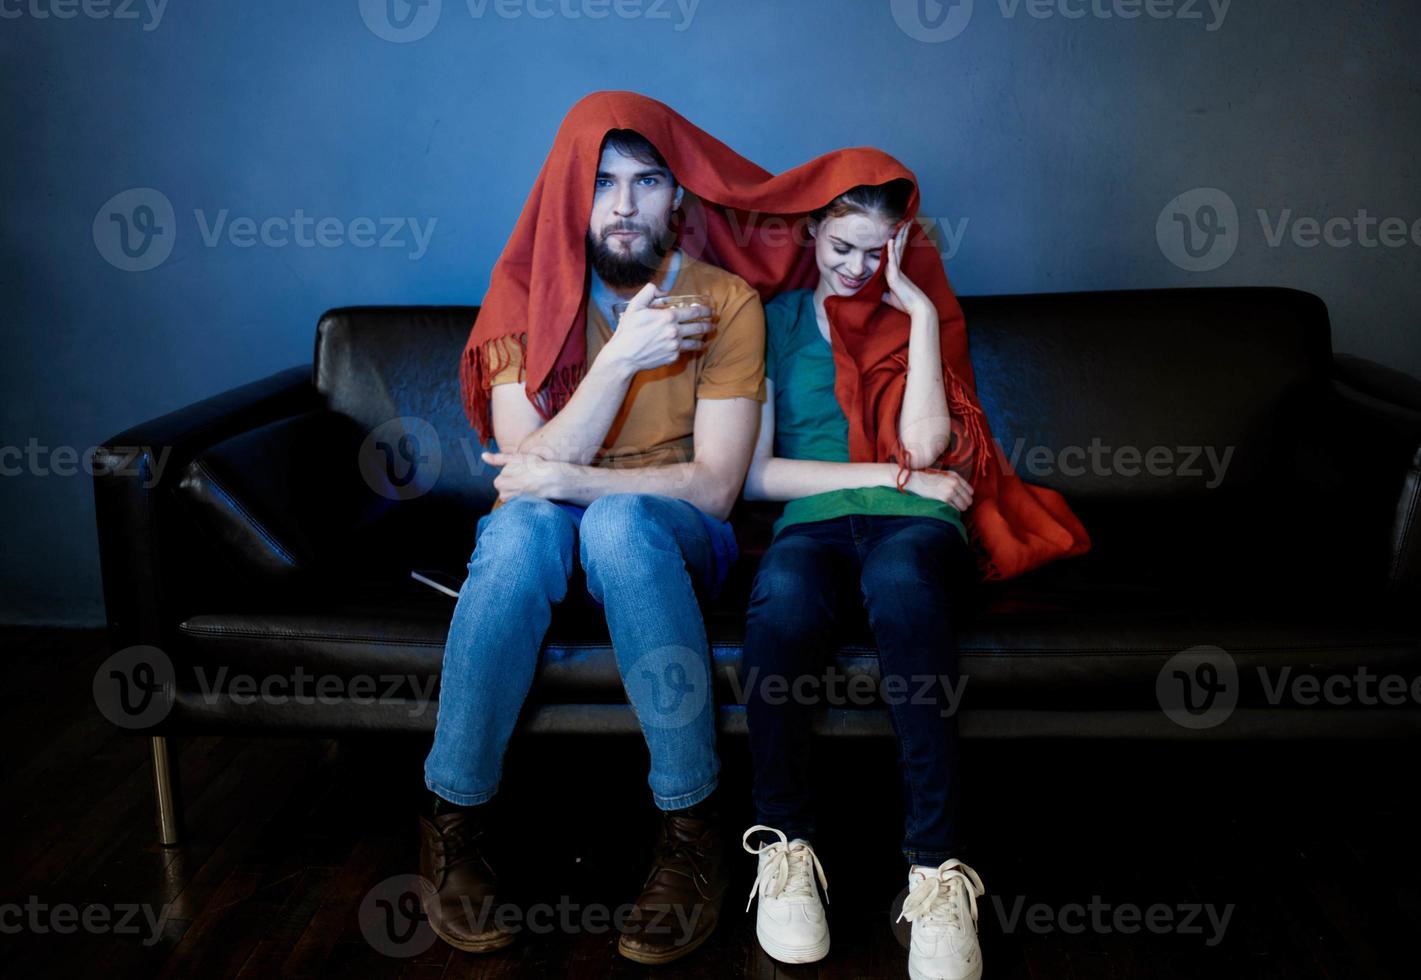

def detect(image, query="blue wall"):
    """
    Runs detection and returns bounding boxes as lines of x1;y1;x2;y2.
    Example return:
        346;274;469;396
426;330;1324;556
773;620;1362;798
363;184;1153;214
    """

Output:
4;0;1420;624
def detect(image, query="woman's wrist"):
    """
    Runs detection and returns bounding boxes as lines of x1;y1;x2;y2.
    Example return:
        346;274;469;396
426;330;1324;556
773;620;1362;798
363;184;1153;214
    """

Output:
882;461;910;490
907;303;938;329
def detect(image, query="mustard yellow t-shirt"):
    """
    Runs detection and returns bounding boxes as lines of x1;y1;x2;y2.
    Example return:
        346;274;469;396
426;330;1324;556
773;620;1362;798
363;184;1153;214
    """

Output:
483;251;766;472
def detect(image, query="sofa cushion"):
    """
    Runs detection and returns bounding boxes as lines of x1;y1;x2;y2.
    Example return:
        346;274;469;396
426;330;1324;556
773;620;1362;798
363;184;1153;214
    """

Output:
173;566;1416;714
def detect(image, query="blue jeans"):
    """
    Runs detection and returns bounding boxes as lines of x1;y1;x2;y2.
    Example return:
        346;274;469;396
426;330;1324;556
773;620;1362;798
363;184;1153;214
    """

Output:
425;493;738;811
742;514;978;867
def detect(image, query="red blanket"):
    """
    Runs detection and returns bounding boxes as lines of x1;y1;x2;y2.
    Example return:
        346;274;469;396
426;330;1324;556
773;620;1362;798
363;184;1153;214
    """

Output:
460;90;1090;581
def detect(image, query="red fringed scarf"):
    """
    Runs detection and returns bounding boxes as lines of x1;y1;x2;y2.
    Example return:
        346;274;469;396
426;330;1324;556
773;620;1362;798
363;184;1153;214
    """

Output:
460;90;1091;581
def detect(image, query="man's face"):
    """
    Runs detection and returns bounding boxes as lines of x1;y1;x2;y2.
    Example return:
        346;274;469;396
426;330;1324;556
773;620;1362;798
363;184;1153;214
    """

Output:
586;142;682;288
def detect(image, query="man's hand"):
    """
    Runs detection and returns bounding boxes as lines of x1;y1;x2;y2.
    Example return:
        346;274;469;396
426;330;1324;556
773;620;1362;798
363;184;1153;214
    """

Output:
599;282;712;374
905;469;975;511
481;450;570;502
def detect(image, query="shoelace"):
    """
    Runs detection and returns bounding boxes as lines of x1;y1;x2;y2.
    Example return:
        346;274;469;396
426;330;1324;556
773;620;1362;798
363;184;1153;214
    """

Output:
897;858;985;933
741;824;829;912
431;820;490;877
647;824;716;899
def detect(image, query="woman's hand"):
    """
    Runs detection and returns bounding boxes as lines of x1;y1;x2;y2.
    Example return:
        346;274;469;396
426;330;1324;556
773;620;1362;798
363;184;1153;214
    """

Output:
904;468;974;511
881;223;935;320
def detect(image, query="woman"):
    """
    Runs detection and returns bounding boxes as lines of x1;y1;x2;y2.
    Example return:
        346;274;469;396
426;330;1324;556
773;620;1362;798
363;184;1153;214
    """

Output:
740;180;987;980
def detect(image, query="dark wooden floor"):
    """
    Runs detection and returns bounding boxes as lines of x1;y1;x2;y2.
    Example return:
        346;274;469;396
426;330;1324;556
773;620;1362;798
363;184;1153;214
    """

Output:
2;625;1419;979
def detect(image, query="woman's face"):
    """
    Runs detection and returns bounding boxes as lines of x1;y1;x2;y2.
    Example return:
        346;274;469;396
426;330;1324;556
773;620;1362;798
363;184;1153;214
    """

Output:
812;210;898;297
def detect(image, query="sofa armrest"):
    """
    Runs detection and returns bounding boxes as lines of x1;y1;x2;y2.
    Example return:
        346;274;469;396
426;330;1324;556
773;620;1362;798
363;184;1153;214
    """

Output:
1333;352;1421;414
1390;444;1421;596
1322;355;1421;601
92;365;319;651
174;407;384;589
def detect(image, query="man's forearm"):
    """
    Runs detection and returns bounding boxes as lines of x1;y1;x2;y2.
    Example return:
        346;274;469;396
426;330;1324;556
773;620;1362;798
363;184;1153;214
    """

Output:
553;460;738;522
515;356;637;464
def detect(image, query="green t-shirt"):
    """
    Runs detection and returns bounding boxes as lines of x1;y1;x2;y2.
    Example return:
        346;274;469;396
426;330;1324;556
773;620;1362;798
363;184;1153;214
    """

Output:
764;289;968;543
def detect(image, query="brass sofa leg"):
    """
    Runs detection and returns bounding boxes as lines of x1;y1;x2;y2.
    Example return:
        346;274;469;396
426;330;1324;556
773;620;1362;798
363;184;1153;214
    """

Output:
150;736;181;847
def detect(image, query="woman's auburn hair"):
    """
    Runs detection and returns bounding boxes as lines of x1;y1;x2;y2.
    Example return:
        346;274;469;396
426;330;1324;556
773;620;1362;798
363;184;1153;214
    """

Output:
809;178;914;226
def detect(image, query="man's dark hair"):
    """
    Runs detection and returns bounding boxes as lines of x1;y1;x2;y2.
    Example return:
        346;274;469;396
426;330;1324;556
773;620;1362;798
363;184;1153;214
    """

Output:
602;129;677;186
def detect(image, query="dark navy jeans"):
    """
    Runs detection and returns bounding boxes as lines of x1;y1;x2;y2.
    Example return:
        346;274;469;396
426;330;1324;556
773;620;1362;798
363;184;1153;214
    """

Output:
742;513;978;867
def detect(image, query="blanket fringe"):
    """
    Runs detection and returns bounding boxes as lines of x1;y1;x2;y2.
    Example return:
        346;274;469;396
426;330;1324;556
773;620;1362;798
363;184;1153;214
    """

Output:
462;331;528;443
945;372;1002;581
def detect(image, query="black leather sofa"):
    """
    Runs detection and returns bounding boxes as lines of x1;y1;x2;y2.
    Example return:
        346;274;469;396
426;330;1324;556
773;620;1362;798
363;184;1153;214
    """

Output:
93;287;1421;844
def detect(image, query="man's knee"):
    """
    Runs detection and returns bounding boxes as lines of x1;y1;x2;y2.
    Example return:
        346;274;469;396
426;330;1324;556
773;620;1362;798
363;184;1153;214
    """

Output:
578;493;674;567
472;496;576;573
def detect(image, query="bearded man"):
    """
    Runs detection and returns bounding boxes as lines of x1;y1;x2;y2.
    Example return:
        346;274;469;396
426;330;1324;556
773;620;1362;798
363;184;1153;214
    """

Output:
419;125;766;965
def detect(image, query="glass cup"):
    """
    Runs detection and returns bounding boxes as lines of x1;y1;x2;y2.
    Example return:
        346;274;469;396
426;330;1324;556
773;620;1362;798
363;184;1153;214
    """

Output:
611;292;715;323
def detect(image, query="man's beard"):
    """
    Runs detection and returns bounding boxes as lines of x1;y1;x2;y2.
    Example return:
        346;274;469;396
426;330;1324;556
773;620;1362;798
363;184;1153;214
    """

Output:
587;219;677;289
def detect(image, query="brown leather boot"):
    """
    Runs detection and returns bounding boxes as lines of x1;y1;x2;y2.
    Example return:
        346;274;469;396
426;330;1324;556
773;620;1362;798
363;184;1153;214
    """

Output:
417;808;516;952
617;806;728;964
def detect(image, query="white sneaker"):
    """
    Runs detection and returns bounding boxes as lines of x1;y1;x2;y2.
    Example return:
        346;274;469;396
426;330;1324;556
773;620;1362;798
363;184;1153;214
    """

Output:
898;858;985;980
741;824;830;964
